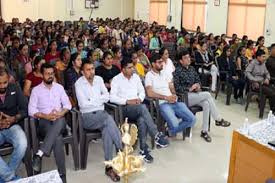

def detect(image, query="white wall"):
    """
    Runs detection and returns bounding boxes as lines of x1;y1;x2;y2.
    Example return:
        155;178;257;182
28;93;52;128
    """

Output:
167;0;182;30
264;0;275;46
2;0;134;22
205;0;229;35
134;0;149;22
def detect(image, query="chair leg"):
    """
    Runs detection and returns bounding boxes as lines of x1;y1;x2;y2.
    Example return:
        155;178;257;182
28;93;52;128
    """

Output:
23;150;33;176
259;96;266;119
208;115;211;132
215;80;220;99
80;134;86;170
82;139;89;170
226;84;232;105
65;144;69;156
71;141;80;170
245;92;252;111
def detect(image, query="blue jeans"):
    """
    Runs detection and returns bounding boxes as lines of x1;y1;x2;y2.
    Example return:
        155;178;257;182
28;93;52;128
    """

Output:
0;125;27;182
160;102;196;135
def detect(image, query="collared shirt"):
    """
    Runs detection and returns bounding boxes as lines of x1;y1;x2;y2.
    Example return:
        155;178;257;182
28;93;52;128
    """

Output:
28;82;72;117
173;65;201;94
110;73;145;105
75;76;109;113
245;59;270;82
145;70;172;104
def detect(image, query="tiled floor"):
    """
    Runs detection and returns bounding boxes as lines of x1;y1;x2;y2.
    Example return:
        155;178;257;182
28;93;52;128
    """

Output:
17;93;268;183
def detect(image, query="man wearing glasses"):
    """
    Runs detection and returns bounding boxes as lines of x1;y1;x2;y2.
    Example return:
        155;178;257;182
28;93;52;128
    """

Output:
28;63;71;183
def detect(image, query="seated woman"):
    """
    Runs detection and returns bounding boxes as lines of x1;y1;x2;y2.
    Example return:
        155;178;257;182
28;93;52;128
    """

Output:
195;41;219;92
44;39;60;65
236;46;249;80
111;46;122;70
55;48;71;85
64;52;82;106
87;49;101;68
135;45;151;73
23;56;45;97
95;51;120;90
131;51;145;80
13;44;33;87
217;46;245;103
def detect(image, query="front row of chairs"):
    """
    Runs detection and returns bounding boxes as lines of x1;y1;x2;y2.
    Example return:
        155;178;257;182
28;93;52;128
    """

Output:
0;87;214;178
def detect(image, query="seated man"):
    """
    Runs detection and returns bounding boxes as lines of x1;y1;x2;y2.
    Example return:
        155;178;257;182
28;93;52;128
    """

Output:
145;53;195;137
266;43;275;84
95;51;120;90
0;68;27;182
75;61;122;182
246;49;275;113
28;63;72;183
110;58;169;163
173;50;231;142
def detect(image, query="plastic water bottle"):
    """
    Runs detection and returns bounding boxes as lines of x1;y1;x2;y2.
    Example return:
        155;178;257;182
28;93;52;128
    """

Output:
243;118;249;135
267;110;273;126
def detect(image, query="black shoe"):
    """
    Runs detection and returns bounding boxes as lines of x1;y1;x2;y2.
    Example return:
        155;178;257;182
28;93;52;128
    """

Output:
60;174;67;183
200;131;212;143
139;148;154;163
32;155;42;174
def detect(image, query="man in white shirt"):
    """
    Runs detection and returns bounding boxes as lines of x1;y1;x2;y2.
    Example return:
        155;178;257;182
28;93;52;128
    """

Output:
110;58;169;164
75;62;122;182
145;53;195;137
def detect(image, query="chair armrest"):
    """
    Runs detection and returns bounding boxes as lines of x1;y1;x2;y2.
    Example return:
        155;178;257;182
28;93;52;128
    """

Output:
69;110;78;140
105;103;121;125
176;92;189;107
106;102;124;125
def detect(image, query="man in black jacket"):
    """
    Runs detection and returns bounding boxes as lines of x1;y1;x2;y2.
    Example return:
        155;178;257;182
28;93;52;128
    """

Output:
266;43;275;84
0;67;28;182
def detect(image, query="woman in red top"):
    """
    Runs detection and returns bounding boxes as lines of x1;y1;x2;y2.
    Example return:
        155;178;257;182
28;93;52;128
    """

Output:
44;40;60;65
23;56;45;97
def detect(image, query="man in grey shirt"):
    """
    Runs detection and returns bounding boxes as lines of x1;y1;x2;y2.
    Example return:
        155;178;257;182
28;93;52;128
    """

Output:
246;49;275;113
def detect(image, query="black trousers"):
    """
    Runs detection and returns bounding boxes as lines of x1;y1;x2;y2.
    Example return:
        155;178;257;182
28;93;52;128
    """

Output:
262;85;275;111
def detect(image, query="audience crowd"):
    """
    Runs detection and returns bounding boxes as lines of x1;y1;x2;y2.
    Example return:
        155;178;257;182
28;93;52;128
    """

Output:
0;16;274;183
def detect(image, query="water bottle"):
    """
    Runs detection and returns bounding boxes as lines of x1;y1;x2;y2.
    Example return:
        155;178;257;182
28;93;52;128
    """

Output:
267;110;273;126
243;118;249;135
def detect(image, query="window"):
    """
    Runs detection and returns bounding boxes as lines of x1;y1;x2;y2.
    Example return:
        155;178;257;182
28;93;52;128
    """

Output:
149;0;168;25
182;0;207;32
227;0;266;40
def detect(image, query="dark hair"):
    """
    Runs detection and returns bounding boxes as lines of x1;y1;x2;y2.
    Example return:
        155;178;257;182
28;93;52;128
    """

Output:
102;51;112;61
68;53;80;69
81;60;93;70
220;45;231;59
60;48;69;60
40;63;54;74
76;40;84;47
46;39;57;53
34;56;43;67
112;46;121;55
247;40;254;48
159;47;168;56
256;49;265;58
270;43;275;49
87;49;95;58
121;57;132;69
242;35;248;41
19;43;28;51
256;36;264;46
0;67;9;77
237;46;245;57
199;41;207;47
134;45;143;52
177;49;189;61
150;52;161;64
